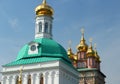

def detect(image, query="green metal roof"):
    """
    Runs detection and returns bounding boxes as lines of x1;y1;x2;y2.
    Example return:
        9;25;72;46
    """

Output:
4;57;61;66
4;38;72;66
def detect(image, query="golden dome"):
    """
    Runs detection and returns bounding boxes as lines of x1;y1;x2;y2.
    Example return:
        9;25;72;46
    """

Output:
67;48;75;60
67;41;77;60
67;48;74;56
94;50;101;62
35;0;54;16
77;29;88;52
67;48;77;61
94;44;101;62
86;38;95;57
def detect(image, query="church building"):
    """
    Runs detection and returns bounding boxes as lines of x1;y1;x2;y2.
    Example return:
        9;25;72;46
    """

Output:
1;0;106;84
1;0;79;84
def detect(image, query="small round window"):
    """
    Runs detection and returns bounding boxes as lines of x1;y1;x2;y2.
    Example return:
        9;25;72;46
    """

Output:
31;45;36;51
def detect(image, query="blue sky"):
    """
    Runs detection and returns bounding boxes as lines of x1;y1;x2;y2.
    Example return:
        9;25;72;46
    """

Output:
0;0;120;83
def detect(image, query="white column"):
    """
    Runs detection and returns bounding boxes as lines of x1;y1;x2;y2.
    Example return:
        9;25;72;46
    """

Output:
44;72;49;84
6;76;9;84
9;76;13;84
11;76;16;84
43;73;46;84
54;71;59;84
1;76;5;84
23;74;28;84
35;74;40;84
48;72;52;84
31;74;35;84
51;72;55;84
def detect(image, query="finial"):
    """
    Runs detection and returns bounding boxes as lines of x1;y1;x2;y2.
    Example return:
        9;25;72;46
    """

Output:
89;37;93;44
94;43;97;50
42;0;47;4
81;28;84;36
80;27;85;41
67;40;74;56
68;40;72;49
89;38;93;48
94;43;97;55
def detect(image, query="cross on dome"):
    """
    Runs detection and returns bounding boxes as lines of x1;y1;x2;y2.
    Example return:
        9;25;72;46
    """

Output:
89;38;93;46
81;28;84;36
42;0;47;4
68;40;72;48
94;43;97;50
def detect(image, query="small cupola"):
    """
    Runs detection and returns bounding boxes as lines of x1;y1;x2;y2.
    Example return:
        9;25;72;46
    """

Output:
94;44;101;62
77;29;88;52
86;38;95;57
67;41;74;59
35;0;54;17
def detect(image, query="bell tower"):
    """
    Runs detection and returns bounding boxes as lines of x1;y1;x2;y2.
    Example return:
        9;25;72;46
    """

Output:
35;0;54;39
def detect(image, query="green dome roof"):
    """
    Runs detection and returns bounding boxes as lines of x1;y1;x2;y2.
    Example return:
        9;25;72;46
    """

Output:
4;38;71;66
17;38;70;61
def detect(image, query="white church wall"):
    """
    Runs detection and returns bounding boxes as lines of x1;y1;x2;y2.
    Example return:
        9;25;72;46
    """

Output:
59;61;79;84
1;60;79;84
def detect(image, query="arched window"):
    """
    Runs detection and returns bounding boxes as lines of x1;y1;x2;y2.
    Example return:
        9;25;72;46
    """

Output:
50;24;52;34
40;74;44;84
16;76;19;84
39;22;42;32
45;22;48;33
28;75;31;84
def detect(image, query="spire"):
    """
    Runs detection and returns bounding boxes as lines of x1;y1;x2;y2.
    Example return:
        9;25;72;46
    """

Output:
77;28;88;52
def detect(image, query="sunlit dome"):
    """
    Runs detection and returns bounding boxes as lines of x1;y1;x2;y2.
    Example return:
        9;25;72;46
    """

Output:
35;0;54;16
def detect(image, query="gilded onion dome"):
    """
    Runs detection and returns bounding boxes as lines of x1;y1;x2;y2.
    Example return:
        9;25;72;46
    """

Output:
67;48;74;56
35;0;54;16
86;38;95;57
94;44;101;62
67;41;74;59
67;48;77;61
77;29;88;52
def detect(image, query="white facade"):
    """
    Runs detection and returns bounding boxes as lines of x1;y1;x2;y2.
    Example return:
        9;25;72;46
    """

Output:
1;60;79;84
